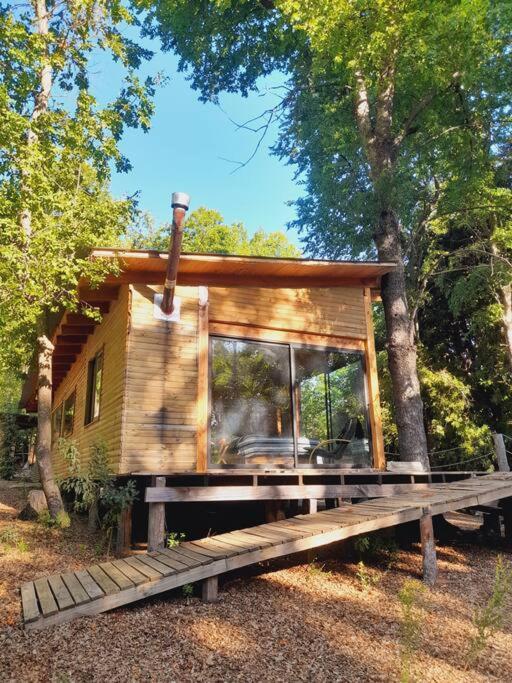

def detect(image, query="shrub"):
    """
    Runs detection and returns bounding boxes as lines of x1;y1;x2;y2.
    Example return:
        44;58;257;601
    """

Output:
398;579;426;683
465;555;512;668
167;531;186;549
38;509;71;529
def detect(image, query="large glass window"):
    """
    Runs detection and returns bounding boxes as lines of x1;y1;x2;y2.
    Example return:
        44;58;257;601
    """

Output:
209;336;372;468
210;338;293;466
294;349;370;467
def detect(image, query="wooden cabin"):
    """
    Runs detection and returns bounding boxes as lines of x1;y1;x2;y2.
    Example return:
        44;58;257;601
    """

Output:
21;249;394;483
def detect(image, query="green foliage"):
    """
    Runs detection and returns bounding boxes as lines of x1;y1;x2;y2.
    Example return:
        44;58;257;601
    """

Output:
355;561;380;590
0;526;29;552
125;206;301;257
465;555;512;668
398;579;426;683
306;558;332;581
0;1;155;375
167;531;186;549
38;509;71;529
182;583;194;600
354;532;398;569
59;440;138;536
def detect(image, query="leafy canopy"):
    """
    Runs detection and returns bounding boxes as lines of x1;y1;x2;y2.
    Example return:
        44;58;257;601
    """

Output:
0;1;156;373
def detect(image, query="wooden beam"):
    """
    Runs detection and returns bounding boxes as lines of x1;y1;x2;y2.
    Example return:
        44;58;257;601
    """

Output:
65;313;100;326
147;476;166;552
209;322;365;349
145;483;431;503
196;286;209;473
51;355;76;364
363;287;385;470
54;345;82;355
56;334;88;344
78;285;120;301
60;324;95;335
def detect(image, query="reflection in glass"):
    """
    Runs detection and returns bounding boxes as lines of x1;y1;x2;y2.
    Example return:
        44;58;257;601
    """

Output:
210;338;294;466
295;349;370;467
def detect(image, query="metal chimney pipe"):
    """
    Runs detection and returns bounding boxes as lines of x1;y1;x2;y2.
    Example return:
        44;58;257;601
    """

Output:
161;192;190;315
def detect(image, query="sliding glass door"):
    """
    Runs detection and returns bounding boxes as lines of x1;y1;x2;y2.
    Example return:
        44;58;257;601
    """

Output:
209;335;372;468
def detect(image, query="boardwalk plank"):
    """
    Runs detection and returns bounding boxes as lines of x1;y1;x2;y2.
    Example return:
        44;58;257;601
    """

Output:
151;552;190;572
34;578;58;617
157;548;202;568
123;555;162;581
100;562;134;590
112;559;148;585
48;574;74;610
88;565;120;595
75;570;104;600
135;554;174;576
21;582;39;623
61;572;90;605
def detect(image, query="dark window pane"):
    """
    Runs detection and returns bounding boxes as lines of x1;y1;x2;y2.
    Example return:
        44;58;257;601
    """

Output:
85;351;103;425
52;404;63;441
294;348;371;467
210;337;293;467
62;391;76;436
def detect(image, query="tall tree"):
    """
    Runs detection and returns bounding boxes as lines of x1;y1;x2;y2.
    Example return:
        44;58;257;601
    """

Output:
142;0;511;468
0;1;155;516
126;206;301;256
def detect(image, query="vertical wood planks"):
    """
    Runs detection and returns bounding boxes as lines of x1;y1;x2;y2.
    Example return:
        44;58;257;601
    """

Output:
363;287;386;470
196;285;209;472
420;512;438;586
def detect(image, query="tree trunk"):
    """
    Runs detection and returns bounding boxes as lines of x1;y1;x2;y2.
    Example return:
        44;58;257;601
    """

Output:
497;282;512;372
36;335;65;517
375;209;430;470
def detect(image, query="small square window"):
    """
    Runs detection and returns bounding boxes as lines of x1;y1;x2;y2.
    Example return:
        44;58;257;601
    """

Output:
85;350;103;425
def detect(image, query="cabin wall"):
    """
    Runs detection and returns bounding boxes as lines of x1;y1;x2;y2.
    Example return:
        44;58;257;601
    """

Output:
51;286;130;478
120;284;200;474
120;284;369;474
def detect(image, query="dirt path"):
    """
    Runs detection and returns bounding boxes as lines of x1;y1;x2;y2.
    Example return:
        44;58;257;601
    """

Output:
1;489;511;682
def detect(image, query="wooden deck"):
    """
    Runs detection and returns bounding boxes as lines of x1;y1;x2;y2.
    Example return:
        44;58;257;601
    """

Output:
21;473;512;631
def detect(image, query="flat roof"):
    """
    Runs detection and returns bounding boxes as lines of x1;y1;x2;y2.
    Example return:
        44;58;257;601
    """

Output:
90;248;396;287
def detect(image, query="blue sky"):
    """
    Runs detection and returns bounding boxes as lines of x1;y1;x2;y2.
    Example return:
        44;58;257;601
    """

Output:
90;43;303;248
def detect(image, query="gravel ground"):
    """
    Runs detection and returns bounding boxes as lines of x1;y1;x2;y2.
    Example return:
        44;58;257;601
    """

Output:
1;488;511;682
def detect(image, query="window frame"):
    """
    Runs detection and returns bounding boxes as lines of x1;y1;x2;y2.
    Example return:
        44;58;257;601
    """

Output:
84;348;104;426
62;389;76;437
208;333;372;469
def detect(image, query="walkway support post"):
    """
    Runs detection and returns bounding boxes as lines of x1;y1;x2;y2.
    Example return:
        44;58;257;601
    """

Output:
202;575;218;603
502;496;512;546
148;476;166;552
420;510;437;586
492;433;510;472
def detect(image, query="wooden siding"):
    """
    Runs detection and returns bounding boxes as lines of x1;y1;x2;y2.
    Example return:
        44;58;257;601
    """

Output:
208;286;367;339
51;286;130;478
120;284;369;474
120;285;200;473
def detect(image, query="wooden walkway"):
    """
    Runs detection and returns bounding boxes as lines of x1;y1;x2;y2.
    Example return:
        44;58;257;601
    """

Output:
21;473;512;631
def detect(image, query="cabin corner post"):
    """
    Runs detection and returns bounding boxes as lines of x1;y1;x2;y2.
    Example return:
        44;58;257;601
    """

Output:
420;509;437;586
147;476;166;552
363;287;386;470
196;286;209;472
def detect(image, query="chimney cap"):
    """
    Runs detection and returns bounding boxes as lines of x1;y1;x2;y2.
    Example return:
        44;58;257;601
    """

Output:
171;192;190;210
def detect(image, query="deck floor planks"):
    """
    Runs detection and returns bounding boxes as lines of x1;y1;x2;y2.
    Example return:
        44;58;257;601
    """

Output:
99;562;135;590
151;552;190;572
21;582;40;623
135;554;174;576
111;559;148;586
88;565;121;595
21;475;512;632
122;555;163;580
47;575;75;610
34;578;58;617
61;572;91;605
75;570;104;600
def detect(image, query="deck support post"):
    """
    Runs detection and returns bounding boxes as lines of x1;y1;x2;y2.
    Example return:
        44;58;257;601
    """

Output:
147;476;166;552
115;504;132;555
501;497;512;545
420;511;437;586
302;499;318;515
265;500;285;522
202;575;218;603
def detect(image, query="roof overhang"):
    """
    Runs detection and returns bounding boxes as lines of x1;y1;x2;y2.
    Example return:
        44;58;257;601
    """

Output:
90;248;396;289
20;249;395;410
